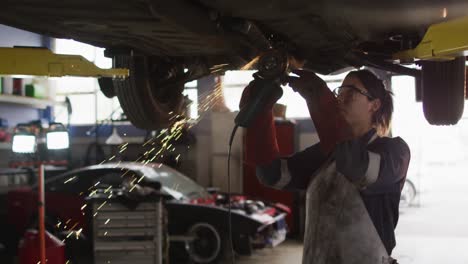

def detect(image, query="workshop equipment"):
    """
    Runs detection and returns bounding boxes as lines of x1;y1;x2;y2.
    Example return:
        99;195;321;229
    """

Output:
0;46;128;264
10;122;71;264
235;49;289;127
90;191;164;264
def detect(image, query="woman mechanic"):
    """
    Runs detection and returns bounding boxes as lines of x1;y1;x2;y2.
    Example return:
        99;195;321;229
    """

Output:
242;69;410;264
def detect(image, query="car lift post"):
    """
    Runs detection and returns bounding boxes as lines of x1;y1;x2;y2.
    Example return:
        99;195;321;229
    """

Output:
1;46;129;263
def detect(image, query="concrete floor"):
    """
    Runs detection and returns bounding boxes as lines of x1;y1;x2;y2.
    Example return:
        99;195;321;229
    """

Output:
392;168;468;264
0;241;303;264
236;240;303;264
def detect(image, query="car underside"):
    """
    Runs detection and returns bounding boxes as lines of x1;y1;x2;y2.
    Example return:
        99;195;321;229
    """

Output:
1;0;467;128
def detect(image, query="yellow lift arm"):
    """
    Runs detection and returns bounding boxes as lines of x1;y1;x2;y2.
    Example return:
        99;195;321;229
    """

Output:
394;15;468;61
0;47;129;78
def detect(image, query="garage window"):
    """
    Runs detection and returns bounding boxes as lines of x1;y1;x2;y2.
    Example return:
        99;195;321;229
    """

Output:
53;39;118;125
53;39;200;124
222;70;348;119
184;79;198;119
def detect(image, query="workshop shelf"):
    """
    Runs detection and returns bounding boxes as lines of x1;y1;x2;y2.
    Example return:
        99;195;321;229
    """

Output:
0;94;55;109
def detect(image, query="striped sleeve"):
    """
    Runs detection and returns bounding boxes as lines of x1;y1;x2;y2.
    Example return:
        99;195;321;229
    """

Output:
256;143;328;191
362;137;411;194
354;150;381;189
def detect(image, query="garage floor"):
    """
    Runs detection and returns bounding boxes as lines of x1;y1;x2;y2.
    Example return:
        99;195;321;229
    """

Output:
0;240;303;264
392;169;468;264
237;240;303;264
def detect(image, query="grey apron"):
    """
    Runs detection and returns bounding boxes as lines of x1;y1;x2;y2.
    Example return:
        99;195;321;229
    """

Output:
302;136;393;264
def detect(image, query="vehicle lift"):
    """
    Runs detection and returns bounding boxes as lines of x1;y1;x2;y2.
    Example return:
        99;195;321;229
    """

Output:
1;14;468;264
0;47;128;78
393;15;468;61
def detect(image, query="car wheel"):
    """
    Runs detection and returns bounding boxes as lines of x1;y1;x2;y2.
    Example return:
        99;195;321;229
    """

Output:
98;77;116;98
421;56;466;125
185;223;229;263
113;55;186;130
401;179;417;207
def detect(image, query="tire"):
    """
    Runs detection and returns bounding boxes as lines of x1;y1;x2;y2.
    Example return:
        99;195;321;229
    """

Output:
98;77;116;98
401;179;416;207
185;223;234;264
113;56;185;130
421;56;466;125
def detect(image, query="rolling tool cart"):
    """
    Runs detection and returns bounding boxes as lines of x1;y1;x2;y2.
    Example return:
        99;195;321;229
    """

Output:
89;190;165;264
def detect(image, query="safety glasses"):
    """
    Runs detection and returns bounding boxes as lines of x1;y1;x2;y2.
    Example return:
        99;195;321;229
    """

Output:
333;85;375;100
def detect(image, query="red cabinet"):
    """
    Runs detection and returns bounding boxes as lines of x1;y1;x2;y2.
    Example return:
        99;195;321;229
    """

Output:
243;120;299;235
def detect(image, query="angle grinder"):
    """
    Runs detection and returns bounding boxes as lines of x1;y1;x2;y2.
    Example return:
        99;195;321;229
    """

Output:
234;49;290;127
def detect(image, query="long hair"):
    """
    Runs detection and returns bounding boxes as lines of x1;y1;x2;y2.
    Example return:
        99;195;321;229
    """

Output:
347;70;394;136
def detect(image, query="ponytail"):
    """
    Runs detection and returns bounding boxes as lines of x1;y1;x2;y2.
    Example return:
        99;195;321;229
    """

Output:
375;89;394;136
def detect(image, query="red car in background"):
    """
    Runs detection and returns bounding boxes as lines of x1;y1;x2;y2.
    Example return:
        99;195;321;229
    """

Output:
4;162;289;263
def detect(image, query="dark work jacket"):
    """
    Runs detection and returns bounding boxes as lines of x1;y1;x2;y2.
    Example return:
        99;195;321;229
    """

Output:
257;129;410;256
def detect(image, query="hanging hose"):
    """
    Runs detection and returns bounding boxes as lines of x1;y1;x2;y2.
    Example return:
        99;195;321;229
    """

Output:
227;124;239;264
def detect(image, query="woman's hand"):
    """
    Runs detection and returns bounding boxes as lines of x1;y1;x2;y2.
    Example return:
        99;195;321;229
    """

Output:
287;69;353;154
287;69;328;103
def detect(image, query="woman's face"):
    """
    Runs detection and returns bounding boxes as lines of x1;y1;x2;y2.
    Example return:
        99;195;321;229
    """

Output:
336;75;380;128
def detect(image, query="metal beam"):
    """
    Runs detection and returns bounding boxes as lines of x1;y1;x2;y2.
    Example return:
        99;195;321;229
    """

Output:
394;16;468;61
0;47;129;78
